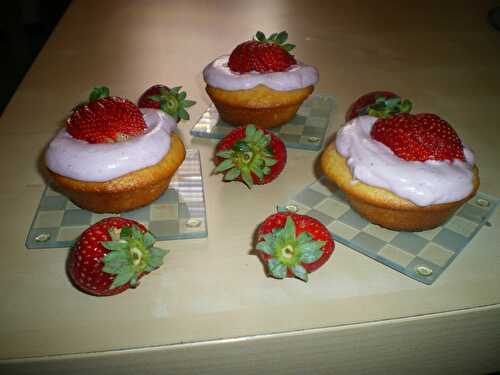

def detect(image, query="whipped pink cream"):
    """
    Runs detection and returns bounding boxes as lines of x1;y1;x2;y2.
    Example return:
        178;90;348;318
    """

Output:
203;55;318;91
45;108;177;182
335;116;475;206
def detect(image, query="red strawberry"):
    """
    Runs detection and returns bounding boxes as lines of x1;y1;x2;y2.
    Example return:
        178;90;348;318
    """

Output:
256;210;334;281
213;124;287;188
345;91;412;121
67;86;146;144
228;31;297;73
68;217;168;296
371;113;465;162
138;84;196;121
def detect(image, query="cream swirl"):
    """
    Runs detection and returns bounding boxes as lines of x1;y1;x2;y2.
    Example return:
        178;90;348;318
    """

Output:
203;55;319;91
45;108;176;182
336;116;475;206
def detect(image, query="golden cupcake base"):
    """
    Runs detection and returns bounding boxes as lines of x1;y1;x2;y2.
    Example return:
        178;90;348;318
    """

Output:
206;84;314;128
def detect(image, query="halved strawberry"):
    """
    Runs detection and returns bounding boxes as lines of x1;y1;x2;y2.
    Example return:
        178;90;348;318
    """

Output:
346;91;412;121
68;217;168;296
256;210;334;281
67;86;146;144
138;84;196;121
228;31;297;73
371;113;465;162
213;124;287;188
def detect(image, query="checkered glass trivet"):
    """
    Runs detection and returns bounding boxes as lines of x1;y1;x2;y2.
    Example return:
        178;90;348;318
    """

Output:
286;177;498;284
190;93;335;151
26;149;208;249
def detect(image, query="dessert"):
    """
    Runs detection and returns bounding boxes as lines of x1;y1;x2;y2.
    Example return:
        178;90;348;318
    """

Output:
213;124;287;188
45;86;187;213
321;113;480;231
203;31;319;128
345;91;412;121
138;84;196;121
68;217;168;296
256;210;334;281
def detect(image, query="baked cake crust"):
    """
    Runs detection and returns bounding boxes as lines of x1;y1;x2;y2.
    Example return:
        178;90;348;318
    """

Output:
47;133;186;213
206;84;314;128
320;140;480;231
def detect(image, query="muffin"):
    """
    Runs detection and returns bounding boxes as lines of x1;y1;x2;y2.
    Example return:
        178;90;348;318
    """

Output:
45;87;186;213
320;114;480;231
203;31;318;128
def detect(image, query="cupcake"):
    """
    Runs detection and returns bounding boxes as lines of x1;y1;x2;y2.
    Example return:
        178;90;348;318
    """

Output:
203;31;318;128
320;113;480;231
45;86;187;213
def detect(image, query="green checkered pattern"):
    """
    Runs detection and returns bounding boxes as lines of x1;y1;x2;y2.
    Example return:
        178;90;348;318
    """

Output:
286;177;498;284
26;149;207;249
190;94;335;151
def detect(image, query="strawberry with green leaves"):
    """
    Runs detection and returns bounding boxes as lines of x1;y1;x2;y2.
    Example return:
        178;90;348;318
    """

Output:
67;86;147;144
68;217;168;296
346;91;412;121
228;31;297;73
371;113;465;162
256;210;334;281
138;84;196;121
213;124;287;188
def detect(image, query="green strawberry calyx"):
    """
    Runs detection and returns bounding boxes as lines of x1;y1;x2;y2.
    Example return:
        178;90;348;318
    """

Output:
71;86;110;111
254;30;295;52
214;124;277;188
256;216;325;282
148;86;196;121
89;86;111;102
360;95;412;119
100;225;168;290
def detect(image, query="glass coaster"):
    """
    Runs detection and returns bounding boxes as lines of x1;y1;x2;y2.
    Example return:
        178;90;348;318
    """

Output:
190;93;335;151
26;149;208;249
286;177;498;285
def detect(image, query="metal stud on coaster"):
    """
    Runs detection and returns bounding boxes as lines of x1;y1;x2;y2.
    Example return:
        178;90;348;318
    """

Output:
415;265;433;277
35;233;51;242
186;218;202;228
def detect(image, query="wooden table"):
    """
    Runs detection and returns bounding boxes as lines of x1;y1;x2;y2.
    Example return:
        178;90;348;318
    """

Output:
1;1;499;373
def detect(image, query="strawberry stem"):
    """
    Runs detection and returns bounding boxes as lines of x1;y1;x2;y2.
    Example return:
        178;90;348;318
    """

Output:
253;30;295;52
256;216;325;281
101;225;168;290
362;96;412;118
89;86;110;102
148;86;196;121
214;125;276;188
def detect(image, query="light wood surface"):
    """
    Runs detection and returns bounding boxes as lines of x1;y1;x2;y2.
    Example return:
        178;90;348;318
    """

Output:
1;0;499;373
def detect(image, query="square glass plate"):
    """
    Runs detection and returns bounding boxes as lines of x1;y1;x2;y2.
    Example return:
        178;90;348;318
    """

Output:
190;93;335;151
26;149;208;249
286;177;498;284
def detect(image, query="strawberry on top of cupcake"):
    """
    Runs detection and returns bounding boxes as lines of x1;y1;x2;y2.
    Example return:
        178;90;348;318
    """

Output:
66;86;147;144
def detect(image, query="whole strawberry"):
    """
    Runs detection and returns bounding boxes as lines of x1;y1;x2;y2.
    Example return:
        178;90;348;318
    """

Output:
213;124;287;188
67;86;146;144
228;31;297;73
256;210;334;281
68;217;168;296
346;91;412;121
371;113;465;162
138;84;196;121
